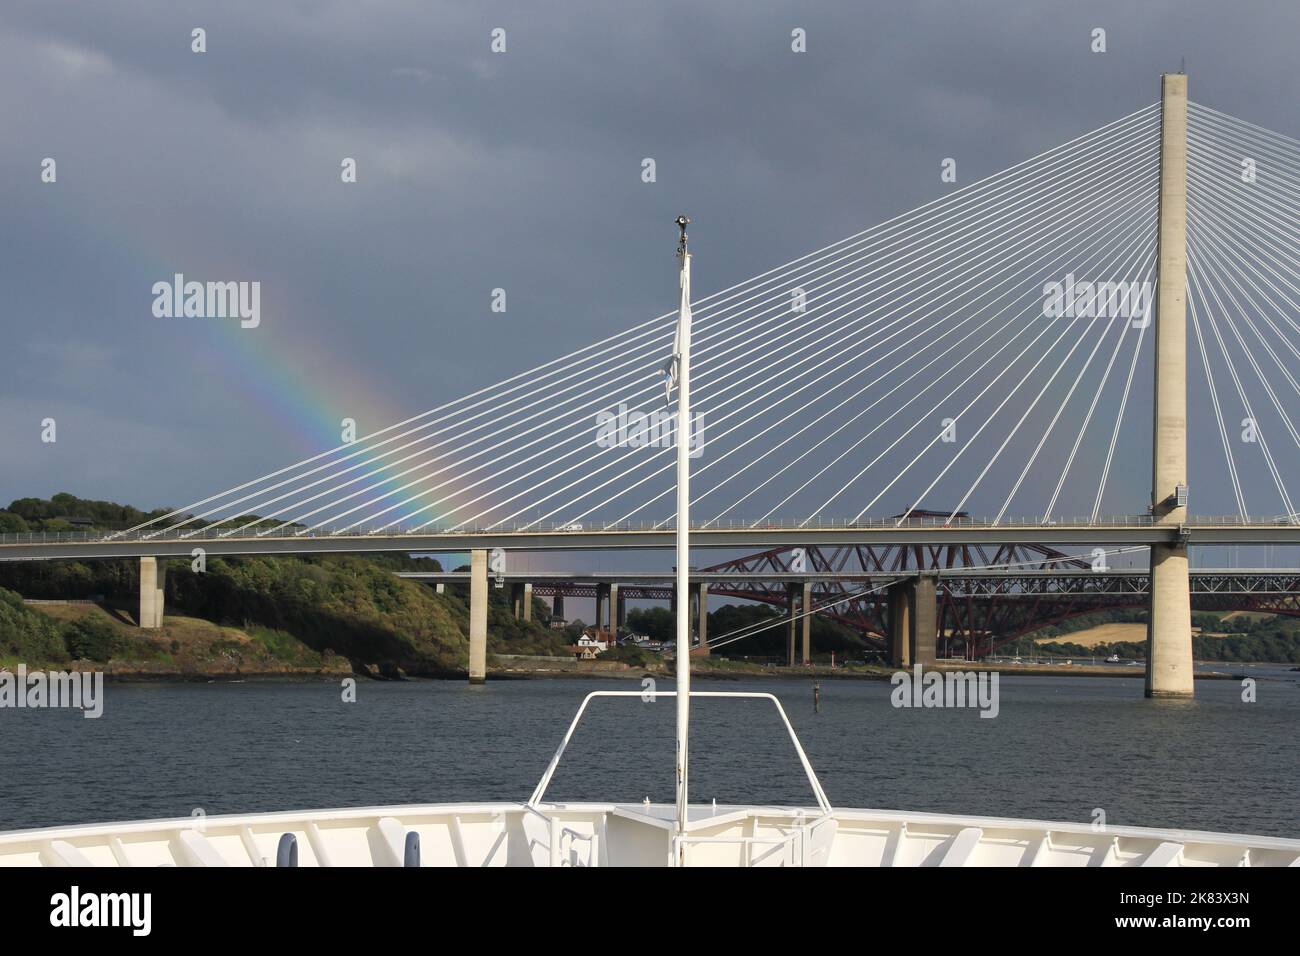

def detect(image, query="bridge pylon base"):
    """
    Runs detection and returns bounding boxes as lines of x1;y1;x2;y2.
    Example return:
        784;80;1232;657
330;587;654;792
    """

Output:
1146;543;1194;698
139;556;164;629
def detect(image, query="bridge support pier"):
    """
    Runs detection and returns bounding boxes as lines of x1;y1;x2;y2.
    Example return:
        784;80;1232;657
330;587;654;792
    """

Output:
1147;72;1194;699
468;549;488;684
912;574;938;668
886;575;937;667
507;582;534;621
786;583;800;667
614;586;626;632
551;592;565;624
1149;544;1193;697
608;583;620;634
689;583;710;656
596;583;611;636
886;581;910;667
801;581;813;665
138;557;164;629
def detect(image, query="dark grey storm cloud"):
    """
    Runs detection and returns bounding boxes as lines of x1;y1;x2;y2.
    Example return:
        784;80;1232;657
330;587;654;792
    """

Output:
2;0;1299;543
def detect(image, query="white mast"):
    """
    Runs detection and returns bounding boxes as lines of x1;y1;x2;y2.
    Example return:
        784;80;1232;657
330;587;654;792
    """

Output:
671;215;692;851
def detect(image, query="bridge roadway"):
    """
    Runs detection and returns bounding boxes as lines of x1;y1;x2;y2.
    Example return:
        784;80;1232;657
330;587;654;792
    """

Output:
2;517;1299;562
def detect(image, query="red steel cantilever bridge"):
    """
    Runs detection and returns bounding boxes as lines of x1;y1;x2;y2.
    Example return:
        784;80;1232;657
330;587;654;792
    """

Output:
434;519;1300;660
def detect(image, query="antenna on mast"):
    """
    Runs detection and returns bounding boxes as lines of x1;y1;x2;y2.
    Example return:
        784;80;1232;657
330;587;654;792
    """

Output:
671;215;693;859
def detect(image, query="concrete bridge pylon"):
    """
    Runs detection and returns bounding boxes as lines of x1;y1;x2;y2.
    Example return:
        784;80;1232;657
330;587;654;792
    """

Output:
1147;72;1195;699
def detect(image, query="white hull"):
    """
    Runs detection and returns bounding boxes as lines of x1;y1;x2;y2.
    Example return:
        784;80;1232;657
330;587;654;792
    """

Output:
2;802;1296;867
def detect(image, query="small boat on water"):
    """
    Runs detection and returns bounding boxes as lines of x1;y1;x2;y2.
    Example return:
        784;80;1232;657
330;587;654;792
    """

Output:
2;220;1295;869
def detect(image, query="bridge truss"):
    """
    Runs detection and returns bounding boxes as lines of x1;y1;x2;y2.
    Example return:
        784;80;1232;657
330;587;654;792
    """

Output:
521;545;1300;658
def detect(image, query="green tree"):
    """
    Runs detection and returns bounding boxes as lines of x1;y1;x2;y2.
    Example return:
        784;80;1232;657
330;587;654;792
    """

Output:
63;616;119;662
0;511;29;533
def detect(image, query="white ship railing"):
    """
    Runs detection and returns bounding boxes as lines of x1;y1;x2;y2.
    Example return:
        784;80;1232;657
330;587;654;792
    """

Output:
670;811;839;867
527;690;832;812
525;690;834;866
520;803;601;868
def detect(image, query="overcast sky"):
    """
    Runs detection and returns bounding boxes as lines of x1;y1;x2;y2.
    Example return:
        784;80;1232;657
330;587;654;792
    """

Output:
3;0;1299;557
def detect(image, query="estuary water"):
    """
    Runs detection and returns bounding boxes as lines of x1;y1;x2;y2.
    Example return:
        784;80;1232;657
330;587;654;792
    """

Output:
1;669;1296;837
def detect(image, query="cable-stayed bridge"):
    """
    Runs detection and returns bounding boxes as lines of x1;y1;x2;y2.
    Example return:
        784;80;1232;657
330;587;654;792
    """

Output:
5;75;1300;696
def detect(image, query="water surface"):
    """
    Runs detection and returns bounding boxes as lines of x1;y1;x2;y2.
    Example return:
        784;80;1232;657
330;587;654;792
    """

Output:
1;670;1296;837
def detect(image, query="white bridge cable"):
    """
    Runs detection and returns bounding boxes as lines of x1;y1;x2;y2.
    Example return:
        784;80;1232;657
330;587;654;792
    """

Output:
1186;247;1298;516
821;207;1159;526
1188;139;1300;226
685;178;1162;528
1186;198;1300;421
1186;149;1300;340
161;315;680;537
1184;160;1300;520
772;191;1159;528
122;106;1160;536
543;154;1166;532
180;109;1159;538
1090;288;1149;523
1186;130;1300;253
284;134;1159;538
126;311;680;537
608;156;1162;530
1191;100;1300;151
312;124;1159;535
273;130;1150;529
1185;167;1300;368
1188;276;1248;515
999;256;1154;524
1185;240;1300;522
1187;248;1295;517
339;133;1163;532
900;221;1159;524
1189;103;1300;183
1185;211;1300;447
1187;117;1300;280
947;289;1137;521
465;153;1162;533
139;108;1159;538
1039;318;1139;521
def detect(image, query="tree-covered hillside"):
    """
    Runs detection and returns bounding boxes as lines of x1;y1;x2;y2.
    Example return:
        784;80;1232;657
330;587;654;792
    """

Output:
0;496;565;675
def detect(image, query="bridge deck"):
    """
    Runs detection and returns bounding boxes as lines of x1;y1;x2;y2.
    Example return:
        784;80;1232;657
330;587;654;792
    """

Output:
2;518;1299;561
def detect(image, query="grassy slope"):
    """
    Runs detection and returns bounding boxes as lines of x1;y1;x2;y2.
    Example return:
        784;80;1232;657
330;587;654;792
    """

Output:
18;602;351;677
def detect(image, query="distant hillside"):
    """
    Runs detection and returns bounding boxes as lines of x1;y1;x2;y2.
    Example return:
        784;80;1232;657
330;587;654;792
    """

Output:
0;494;567;676
0;492;171;533
1019;609;1300;663
0;491;300;535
